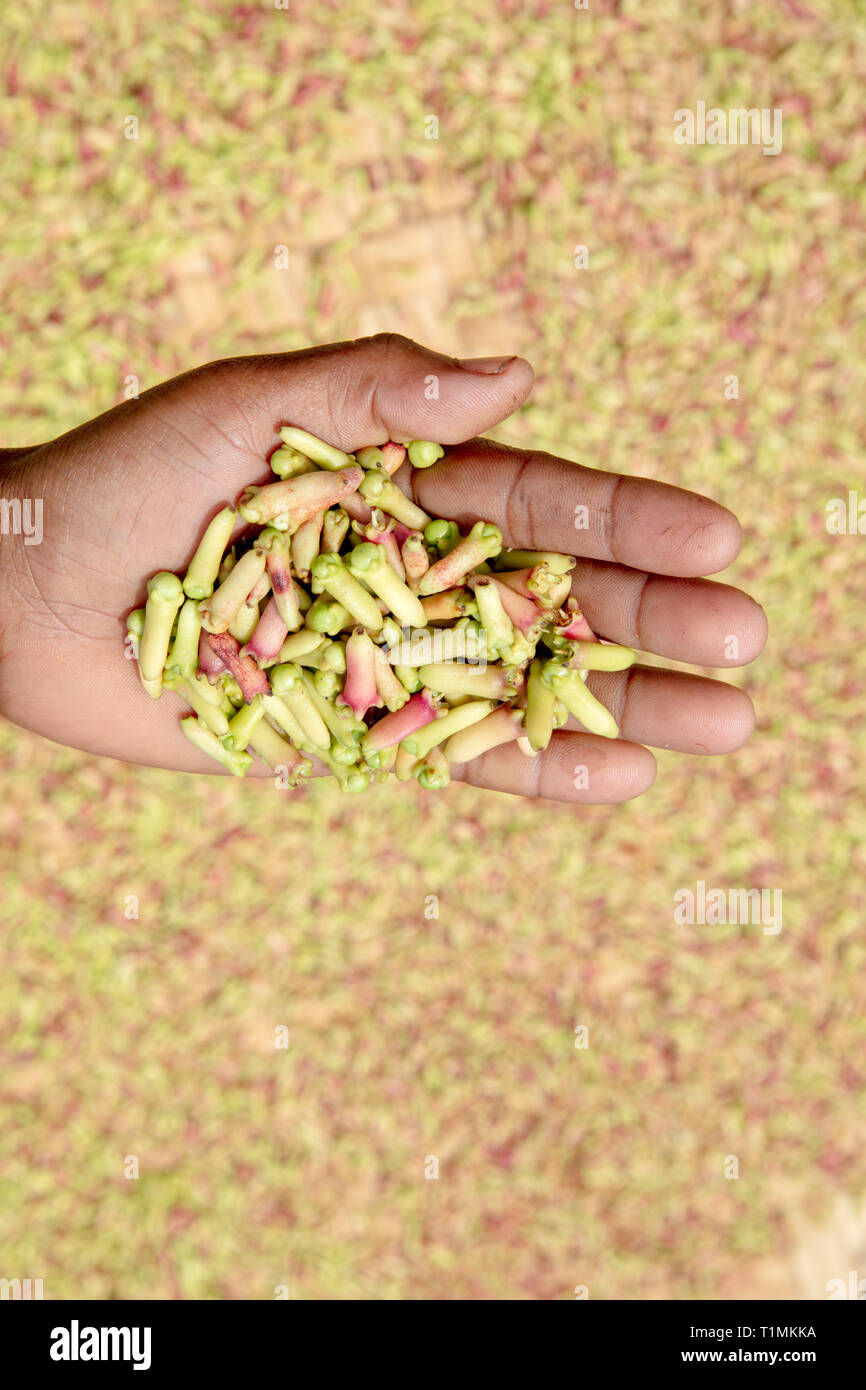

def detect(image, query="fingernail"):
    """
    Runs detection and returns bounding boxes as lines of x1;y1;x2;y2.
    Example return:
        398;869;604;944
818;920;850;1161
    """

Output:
456;355;517;375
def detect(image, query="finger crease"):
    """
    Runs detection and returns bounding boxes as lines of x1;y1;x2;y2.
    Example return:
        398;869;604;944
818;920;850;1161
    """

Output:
632;571;653;648
504;451;538;549
607;472;626;563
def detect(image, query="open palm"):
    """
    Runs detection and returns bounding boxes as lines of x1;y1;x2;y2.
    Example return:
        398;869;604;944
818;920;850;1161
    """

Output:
0;334;766;802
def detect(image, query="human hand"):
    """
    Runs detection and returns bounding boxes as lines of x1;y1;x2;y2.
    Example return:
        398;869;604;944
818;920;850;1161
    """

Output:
0;333;766;802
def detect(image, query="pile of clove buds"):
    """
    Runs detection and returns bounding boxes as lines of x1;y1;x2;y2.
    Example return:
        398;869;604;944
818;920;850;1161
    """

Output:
126;429;637;791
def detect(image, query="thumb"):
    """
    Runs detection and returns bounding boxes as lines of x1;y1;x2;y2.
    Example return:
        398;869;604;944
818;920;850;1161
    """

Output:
207;332;534;452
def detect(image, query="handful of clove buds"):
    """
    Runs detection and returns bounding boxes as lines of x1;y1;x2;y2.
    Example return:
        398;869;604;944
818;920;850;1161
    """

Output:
126;428;637;792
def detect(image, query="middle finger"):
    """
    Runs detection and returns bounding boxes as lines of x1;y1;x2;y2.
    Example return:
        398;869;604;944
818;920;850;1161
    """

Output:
568;559;768;667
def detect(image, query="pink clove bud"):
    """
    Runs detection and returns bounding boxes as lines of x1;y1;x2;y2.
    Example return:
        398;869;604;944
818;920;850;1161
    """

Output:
240;596;289;668
238;466;363;529
484;575;547;636
361;688;439;754
416;522;502;596
555;598;597;642
338;627;384;719
198;629;227;683
203;631;271;702
381;442;407;475
340;489;374;525
402;531;430;589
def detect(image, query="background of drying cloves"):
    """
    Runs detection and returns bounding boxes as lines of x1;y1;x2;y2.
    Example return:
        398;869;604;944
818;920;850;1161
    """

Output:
1;0;864;1299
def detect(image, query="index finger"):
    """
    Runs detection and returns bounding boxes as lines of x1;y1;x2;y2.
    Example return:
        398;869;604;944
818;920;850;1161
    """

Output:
407;438;743;577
